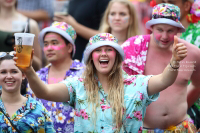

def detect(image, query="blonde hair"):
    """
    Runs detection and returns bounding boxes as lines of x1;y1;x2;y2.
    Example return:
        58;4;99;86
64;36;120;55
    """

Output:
99;0;140;39
83;51;125;132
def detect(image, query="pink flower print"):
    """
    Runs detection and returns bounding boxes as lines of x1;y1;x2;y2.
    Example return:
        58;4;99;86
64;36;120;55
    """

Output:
138;92;144;100
80;109;86;116
70;86;73;93
134;111;141;117
101;105;110;111
78;78;83;82
138;114;142;121
100;98;105;105
172;12;176;17
124;76;136;85
84;114;89;120
138;126;142;133
75;111;81;117
126;114;132;119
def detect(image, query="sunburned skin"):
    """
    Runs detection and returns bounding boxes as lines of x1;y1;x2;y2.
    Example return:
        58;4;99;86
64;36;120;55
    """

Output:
43;34;66;51
48;77;63;84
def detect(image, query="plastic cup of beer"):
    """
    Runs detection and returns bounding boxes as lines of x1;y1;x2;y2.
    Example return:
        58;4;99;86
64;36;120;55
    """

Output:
54;0;69;16
14;33;35;68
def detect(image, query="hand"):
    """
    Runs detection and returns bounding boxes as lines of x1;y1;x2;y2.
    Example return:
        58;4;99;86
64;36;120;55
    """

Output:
53;14;77;26
172;36;187;62
13;47;34;72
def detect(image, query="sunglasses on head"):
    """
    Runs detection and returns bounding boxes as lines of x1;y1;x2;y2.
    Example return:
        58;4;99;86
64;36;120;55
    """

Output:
0;51;15;59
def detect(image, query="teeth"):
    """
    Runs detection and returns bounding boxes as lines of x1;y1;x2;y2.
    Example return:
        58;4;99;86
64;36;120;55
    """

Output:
6;82;14;83
100;60;108;61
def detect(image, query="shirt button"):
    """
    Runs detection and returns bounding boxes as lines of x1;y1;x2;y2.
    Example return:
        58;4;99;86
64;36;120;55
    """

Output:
101;126;104;129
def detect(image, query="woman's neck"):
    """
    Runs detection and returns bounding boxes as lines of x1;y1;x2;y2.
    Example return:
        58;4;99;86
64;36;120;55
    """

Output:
0;6;16;19
97;73;109;93
111;30;127;45
1;90;25;105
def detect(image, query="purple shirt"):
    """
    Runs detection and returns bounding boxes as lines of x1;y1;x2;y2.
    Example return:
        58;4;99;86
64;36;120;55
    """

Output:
27;60;84;133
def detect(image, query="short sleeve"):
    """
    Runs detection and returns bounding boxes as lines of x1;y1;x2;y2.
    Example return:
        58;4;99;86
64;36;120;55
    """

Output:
61;77;79;107
134;75;159;106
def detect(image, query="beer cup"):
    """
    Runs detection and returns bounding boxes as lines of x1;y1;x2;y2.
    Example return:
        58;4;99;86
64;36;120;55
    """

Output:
54;0;69;16
14;33;35;68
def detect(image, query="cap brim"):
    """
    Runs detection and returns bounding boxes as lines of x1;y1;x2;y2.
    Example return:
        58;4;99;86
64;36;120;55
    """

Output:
39;27;76;57
146;18;185;33
83;41;124;64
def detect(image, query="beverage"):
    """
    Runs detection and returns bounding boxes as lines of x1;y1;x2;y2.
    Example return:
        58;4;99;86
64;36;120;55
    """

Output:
54;12;68;16
14;33;35;68
16;45;32;68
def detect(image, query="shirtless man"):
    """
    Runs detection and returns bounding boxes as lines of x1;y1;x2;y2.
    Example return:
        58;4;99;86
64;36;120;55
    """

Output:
122;3;200;132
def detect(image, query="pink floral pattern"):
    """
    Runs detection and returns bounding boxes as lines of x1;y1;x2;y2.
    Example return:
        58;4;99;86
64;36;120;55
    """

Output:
122;35;150;75
62;75;159;132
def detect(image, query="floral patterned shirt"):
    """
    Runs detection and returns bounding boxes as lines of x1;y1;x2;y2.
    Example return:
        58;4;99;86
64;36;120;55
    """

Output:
62;74;159;133
0;95;55;133
180;21;200;110
121;35;150;75
180;21;200;48
27;60;84;133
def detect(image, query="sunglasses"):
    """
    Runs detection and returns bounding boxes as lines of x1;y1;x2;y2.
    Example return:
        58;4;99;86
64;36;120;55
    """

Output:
0;51;15;59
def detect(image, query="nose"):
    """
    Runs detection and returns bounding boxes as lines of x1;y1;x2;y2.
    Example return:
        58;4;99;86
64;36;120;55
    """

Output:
6;73;12;79
162;31;168;39
101;49;107;56
114;14;120;19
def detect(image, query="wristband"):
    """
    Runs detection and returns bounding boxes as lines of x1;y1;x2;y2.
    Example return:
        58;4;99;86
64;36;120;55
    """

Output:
170;62;179;69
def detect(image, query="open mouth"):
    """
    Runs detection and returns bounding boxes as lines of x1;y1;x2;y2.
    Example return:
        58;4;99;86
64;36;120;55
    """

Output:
99;60;109;66
161;40;169;44
5;81;15;85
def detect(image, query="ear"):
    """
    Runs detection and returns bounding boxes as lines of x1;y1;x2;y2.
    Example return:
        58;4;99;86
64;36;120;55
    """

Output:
67;43;73;54
22;73;26;80
184;1;192;13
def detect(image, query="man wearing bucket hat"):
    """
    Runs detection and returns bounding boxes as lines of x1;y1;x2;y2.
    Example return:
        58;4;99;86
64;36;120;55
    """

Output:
122;3;200;132
159;0;200;129
26;21;84;133
18;32;188;132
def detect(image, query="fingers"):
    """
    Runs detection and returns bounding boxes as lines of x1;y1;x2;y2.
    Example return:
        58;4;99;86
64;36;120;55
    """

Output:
173;35;178;46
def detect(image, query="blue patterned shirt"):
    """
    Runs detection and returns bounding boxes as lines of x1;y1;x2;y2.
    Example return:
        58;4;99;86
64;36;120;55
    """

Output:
62;74;159;133
0;95;55;133
27;60;84;133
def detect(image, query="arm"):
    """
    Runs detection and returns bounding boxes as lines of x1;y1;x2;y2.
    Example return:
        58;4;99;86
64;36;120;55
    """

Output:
24;66;70;102
187;49;200;108
54;15;100;40
29;19;42;71
148;36;187;96
17;10;49;22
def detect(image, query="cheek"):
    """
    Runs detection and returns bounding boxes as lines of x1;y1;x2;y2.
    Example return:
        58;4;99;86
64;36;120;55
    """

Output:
51;44;65;50
108;16;113;24
109;51;116;59
92;52;99;62
122;17;129;24
169;34;175;42
154;32;161;41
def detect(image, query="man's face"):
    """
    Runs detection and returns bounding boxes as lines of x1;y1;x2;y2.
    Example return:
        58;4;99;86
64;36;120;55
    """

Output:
161;0;188;20
152;24;179;49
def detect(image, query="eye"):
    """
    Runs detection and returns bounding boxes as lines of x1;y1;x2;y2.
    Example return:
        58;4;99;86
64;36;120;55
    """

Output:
95;49;101;52
110;12;116;16
107;48;113;51
120;12;126;16
158;29;163;32
0;71;6;74
168;30;173;33
11;70;18;74
52;41;58;45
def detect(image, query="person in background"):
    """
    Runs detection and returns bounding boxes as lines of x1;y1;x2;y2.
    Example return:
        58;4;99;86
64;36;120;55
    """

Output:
54;0;110;61
27;22;84;133
17;0;54;29
19;32;187;132
0;52;55;132
160;0;200;129
122;3;200;132
0;0;42;71
99;0;140;45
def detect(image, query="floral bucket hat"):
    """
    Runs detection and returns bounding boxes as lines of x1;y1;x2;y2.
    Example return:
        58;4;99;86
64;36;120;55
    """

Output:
146;3;185;32
83;33;124;64
190;0;200;17
39;21;76;57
